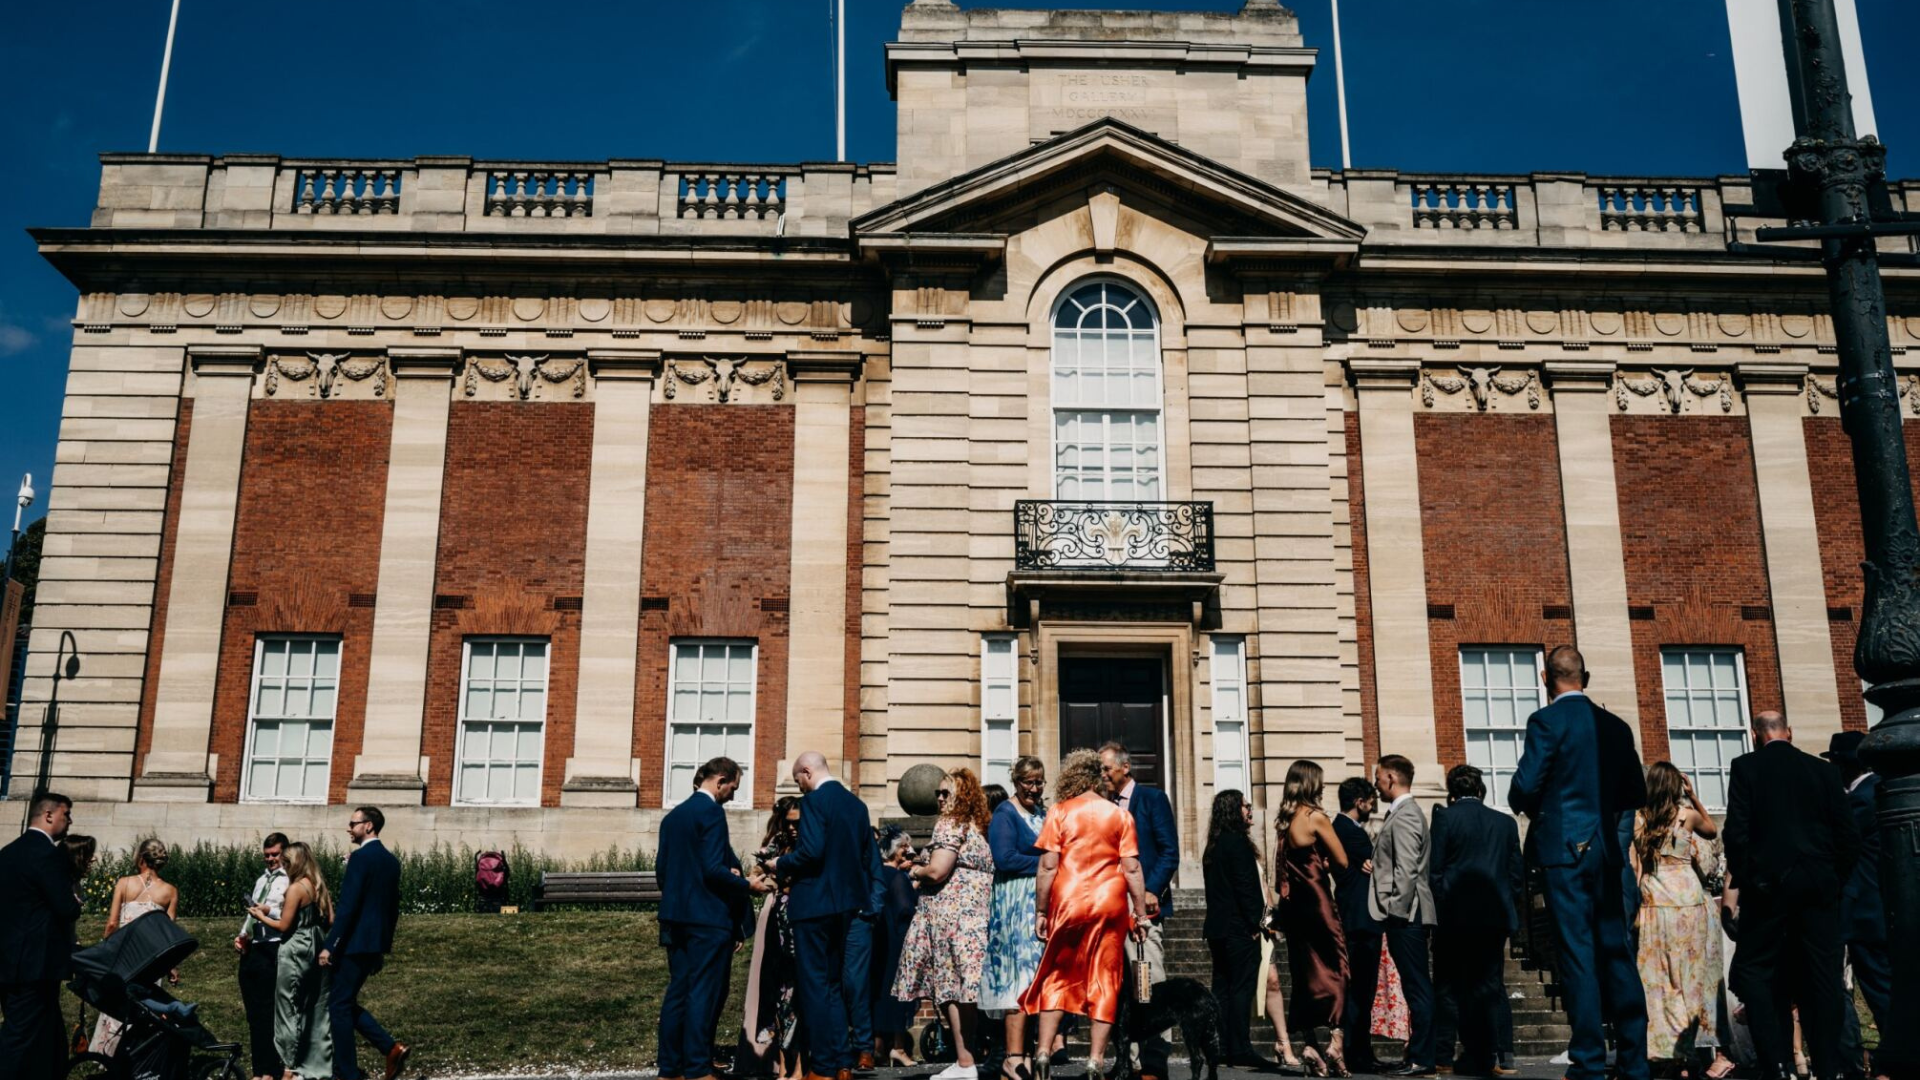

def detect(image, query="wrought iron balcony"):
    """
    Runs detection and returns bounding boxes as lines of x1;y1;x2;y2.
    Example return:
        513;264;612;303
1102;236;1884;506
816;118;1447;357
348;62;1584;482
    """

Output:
1012;500;1216;573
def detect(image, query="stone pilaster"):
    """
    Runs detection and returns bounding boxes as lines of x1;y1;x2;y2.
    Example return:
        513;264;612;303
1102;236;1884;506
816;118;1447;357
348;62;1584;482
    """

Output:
1744;363;1845;743
1545;361;1641;735
1349;358;1441;796
560;351;660;807
781;353;860;781
349;347;458;804
136;345;258;801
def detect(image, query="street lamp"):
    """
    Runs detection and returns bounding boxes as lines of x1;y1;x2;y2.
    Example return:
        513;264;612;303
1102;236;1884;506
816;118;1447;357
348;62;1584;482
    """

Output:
1747;0;1920;1070
3;472;31;584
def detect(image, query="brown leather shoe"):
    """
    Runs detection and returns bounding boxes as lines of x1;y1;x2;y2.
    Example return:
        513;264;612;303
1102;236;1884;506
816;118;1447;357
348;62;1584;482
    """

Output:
837;1069;855;1080
384;1043;411;1080
856;1053;877;1072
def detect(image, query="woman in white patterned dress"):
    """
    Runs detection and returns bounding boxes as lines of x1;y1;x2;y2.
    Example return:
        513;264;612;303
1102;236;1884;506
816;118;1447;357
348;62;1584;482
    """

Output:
90;838;180;1055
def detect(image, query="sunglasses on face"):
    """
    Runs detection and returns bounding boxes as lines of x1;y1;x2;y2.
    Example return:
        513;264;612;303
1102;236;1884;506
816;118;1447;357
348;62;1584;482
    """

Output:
936;789;953;801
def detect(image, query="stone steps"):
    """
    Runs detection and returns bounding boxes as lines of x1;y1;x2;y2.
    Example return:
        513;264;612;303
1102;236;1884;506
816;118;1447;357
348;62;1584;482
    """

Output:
1159;891;1573;1058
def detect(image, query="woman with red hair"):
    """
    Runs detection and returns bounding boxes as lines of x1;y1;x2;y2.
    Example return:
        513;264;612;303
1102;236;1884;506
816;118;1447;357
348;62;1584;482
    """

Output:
894;767;997;1080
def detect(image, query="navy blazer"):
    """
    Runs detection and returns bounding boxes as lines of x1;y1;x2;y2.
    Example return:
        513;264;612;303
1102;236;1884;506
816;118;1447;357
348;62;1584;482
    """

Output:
0;830;82;984
1844;772;1885;944
1125;782;1180;917
657;791;752;933
989;799;1043;880
324;838;401;956
1332;813;1383;934
1509;693;1647;869
1428;797;1523;935
781;778;879;922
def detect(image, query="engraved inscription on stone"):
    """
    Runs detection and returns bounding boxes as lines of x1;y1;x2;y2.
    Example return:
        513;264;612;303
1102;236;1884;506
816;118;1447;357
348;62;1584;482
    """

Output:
1034;71;1177;138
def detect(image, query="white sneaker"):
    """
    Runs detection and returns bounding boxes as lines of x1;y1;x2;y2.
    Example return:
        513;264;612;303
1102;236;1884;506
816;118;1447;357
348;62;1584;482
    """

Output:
1552;1051;1573;1066
934;1065;978;1080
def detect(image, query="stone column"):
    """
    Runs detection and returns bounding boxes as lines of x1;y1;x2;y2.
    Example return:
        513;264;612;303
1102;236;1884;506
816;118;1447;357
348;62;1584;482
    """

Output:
1545;361;1641;735
1349;359;1441;795
560;351;660;807
135;345;259;801
781;352;860;780
1745;363;1846;743
349;348;458;804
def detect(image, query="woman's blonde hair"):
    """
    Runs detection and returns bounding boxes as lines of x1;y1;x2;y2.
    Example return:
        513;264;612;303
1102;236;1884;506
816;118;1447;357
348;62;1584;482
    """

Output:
282;842;334;923
1055;748;1104;802
1277;759;1326;831
136;837;169;873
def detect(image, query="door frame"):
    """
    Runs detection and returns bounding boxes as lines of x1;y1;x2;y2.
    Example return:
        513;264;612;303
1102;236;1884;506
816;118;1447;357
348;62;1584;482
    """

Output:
1033;621;1200;886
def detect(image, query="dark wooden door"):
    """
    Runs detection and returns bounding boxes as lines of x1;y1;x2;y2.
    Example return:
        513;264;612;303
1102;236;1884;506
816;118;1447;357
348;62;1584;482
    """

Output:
1059;656;1166;788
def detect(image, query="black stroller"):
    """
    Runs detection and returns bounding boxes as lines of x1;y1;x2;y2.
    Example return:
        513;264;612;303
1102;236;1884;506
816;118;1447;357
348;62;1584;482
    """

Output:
66;912;243;1080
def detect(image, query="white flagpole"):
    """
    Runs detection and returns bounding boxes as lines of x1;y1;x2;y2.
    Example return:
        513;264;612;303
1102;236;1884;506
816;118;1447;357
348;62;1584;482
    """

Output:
836;0;847;162
148;0;182;153
1331;0;1352;170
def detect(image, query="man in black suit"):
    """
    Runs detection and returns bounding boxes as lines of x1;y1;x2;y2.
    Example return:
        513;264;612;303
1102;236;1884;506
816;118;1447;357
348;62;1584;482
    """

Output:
1428;765;1522;1078
321;806;409;1080
658;757;766;1080
767;751;879;1080
1725;711;1860;1080
1821;731;1891;1063
1332;777;1385;1073
0;792;81;1080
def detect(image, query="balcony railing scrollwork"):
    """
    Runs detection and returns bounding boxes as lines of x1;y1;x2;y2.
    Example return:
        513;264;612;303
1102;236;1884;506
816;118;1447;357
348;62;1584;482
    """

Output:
1013;500;1216;573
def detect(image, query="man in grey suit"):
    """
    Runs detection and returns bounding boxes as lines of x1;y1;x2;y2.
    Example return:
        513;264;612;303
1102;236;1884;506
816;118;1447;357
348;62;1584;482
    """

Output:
1370;754;1437;1076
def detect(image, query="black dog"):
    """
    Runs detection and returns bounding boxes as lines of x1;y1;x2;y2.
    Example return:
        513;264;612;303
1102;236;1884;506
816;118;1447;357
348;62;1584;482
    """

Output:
1112;974;1222;1080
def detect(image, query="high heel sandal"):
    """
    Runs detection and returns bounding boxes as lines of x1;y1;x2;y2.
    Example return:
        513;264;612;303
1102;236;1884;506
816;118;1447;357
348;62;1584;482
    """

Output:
1277;1045;1305;1075
889;1051;917;1069
1034;1052;1051;1080
1002;1054;1033;1080
1301;1047;1329;1079
1325;1044;1351;1078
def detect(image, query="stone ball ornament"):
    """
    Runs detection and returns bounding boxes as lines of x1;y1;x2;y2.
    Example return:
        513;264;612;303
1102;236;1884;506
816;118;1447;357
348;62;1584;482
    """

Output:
898;763;947;817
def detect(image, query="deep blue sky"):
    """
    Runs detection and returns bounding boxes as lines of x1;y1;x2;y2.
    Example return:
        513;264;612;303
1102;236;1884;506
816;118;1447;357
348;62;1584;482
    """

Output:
4;0;1917;535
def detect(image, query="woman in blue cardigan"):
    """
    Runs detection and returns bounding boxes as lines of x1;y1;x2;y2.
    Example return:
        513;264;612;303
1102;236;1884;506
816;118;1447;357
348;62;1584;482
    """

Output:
982;756;1049;1080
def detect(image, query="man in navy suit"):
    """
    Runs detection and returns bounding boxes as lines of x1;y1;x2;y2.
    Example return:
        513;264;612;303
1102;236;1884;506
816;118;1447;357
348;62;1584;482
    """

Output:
1822;730;1891;1063
0;793;81;1080
1428;765;1522;1078
767;751;878;1080
658;757;766;1080
1509;646;1648;1080
1100;742;1179;1080
1332;778;1387;1074
321;806;409;1080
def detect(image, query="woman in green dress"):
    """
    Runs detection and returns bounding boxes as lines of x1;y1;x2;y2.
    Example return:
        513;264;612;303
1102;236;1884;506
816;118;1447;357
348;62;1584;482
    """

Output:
248;841;336;1080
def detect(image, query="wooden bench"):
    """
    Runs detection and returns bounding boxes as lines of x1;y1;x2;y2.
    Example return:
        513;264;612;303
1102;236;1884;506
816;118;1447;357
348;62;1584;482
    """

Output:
532;870;661;909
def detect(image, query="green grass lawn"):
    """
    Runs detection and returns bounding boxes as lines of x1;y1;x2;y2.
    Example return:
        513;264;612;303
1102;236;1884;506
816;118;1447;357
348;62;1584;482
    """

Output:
116;914;749;1075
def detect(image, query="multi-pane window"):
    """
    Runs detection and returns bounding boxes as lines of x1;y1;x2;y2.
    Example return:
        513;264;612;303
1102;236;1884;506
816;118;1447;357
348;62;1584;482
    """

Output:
1210;636;1250;795
1052;280;1163;500
1460;647;1545;813
456;638;549;806
666;640;757;806
243;636;339;803
1661;647;1751;811
981;635;1019;791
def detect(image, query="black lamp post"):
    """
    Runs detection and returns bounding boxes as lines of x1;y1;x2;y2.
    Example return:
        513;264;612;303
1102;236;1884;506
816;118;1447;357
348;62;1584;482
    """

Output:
1757;0;1920;1070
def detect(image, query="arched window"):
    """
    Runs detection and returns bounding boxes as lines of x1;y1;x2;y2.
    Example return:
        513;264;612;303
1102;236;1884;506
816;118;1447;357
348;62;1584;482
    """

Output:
1050;280;1163;500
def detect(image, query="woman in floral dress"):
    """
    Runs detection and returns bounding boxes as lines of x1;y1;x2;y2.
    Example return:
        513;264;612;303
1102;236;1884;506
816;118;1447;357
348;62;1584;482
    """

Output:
1633;762;1726;1071
895;767;996;1080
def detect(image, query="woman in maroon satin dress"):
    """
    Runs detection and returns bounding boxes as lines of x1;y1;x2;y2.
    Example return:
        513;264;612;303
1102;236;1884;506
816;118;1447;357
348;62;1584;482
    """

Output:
1277;759;1352;1077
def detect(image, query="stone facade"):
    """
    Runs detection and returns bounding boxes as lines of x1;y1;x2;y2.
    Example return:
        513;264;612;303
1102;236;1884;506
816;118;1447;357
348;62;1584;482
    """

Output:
14;0;1920;866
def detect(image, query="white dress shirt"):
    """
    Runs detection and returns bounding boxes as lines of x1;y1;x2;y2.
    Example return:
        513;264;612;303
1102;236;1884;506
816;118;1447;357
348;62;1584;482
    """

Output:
241;868;290;943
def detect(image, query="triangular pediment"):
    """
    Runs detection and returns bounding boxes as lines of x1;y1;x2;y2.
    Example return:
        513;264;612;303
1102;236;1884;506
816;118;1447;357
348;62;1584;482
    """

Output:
853;118;1364;247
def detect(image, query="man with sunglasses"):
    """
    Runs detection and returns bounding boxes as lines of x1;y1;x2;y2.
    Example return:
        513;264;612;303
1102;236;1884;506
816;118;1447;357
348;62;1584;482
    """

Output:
320;807;410;1080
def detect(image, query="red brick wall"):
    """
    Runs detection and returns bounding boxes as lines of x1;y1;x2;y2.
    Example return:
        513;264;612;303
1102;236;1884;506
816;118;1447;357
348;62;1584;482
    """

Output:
1612;415;1783;761
133;400;192;782
211;401;392;802
634;405;796;808
1803;417;1920;732
422;402;593;807
1414;414;1574;768
1346;412;1380;764
843;406;865;773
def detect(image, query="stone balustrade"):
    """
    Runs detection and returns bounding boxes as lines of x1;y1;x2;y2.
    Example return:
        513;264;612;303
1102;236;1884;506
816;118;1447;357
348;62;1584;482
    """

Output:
94;154;898;238
85;153;1920;253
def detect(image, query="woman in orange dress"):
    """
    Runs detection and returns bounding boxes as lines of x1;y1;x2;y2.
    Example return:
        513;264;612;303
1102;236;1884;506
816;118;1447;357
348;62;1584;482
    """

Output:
1020;748;1151;1080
